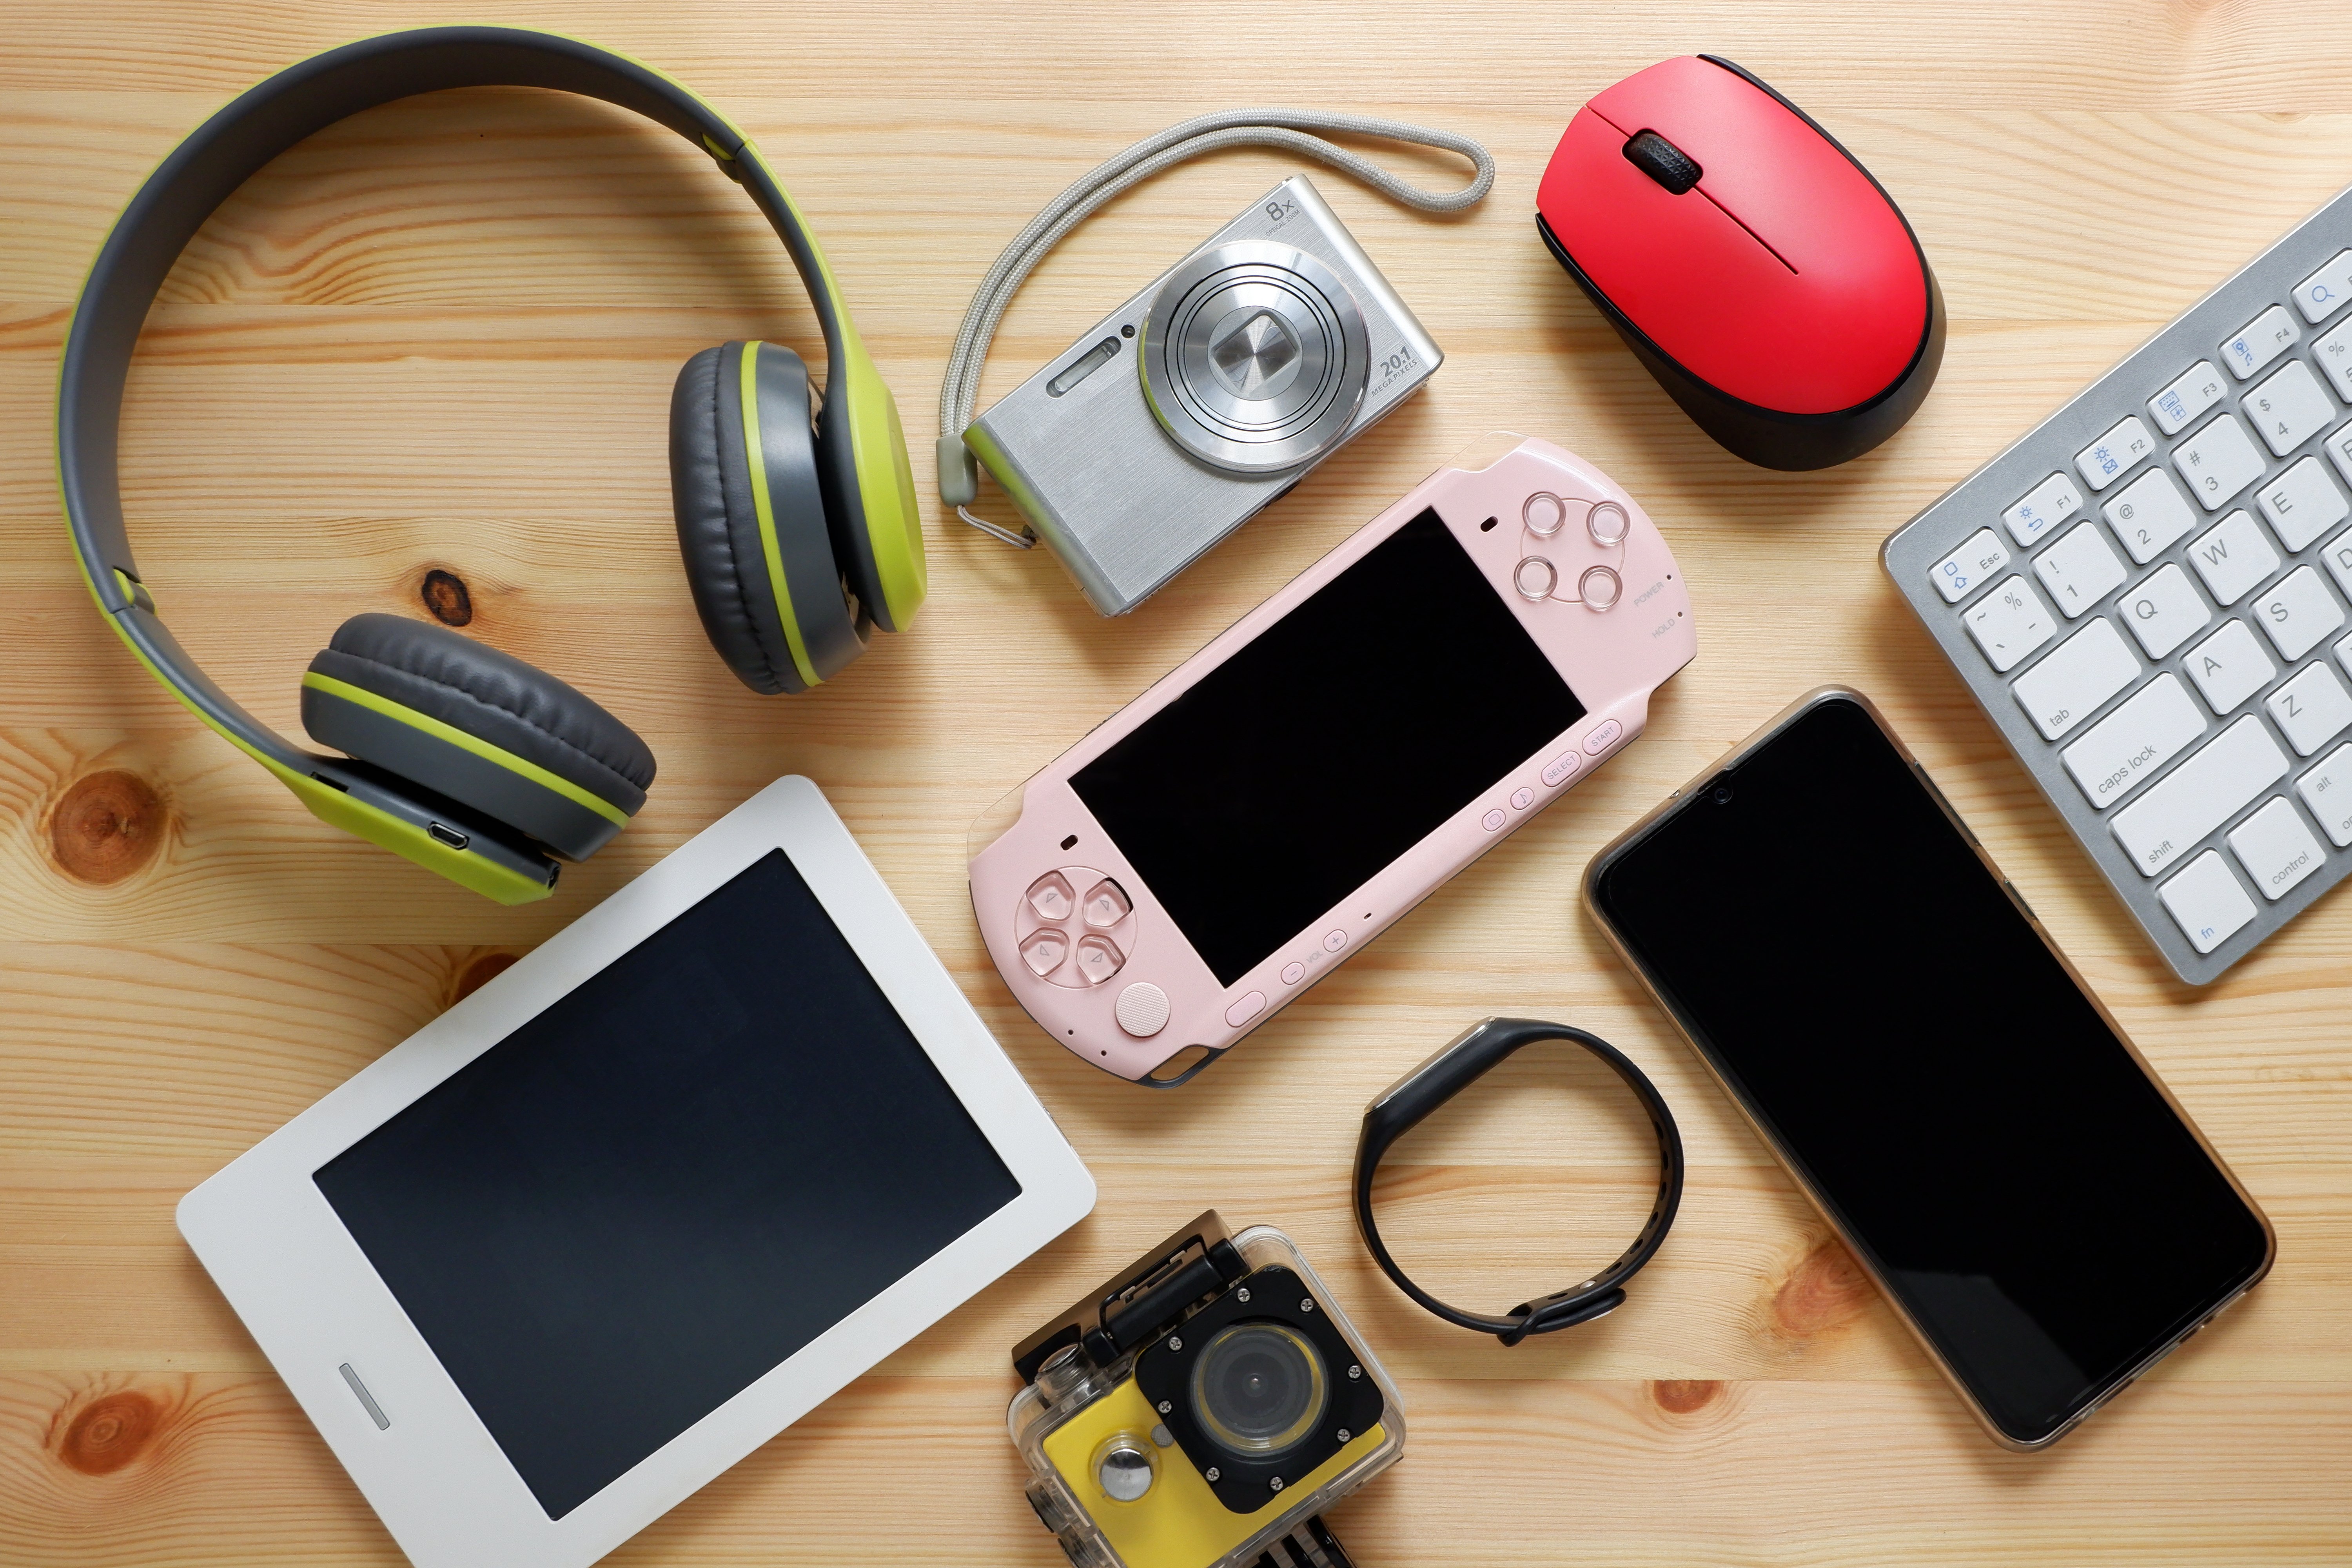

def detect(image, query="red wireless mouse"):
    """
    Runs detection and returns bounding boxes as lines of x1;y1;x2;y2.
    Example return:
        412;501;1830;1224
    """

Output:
1537;55;1943;470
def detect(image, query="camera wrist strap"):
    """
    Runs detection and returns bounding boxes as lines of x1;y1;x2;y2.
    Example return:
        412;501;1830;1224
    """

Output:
936;109;1496;547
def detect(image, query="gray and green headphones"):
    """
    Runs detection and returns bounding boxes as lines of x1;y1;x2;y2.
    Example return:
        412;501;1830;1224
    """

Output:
58;28;925;904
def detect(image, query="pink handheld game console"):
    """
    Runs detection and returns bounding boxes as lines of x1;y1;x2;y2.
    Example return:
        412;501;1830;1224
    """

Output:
969;435;1695;1085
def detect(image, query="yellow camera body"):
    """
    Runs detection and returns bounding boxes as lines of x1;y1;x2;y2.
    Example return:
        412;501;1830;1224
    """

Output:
1008;1214;1405;1568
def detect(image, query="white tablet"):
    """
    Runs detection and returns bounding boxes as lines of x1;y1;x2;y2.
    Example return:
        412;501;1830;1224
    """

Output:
179;776;1095;1568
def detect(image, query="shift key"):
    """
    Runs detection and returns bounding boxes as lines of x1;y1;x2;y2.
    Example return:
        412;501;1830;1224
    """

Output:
2062;673;2206;808
2111;715;2288;877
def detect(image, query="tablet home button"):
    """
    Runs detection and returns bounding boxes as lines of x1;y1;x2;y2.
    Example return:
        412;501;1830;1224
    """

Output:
1224;991;1266;1028
1116;982;1170;1038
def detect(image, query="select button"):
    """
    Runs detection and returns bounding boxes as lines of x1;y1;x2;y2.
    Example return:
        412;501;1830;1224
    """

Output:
1541;750;1581;786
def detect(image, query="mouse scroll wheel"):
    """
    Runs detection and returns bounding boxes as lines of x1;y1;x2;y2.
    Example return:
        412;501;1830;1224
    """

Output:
1623;130;1703;195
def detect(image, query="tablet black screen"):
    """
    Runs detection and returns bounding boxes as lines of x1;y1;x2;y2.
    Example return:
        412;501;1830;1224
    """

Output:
314;849;1021;1518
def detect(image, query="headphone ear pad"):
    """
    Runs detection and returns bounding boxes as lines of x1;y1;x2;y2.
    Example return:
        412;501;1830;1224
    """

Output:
670;341;865;695
301;613;654;861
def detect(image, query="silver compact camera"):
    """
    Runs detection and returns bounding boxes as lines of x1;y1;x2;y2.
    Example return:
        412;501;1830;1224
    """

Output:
965;176;1442;615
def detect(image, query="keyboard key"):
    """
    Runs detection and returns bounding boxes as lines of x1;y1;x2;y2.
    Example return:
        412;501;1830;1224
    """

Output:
2296;742;2352;846
2265;661;2352;756
2002;472;2083;549
2102;468;2199;562
2062;673;2207;808
2014;618;2140;740
2245;360;2336;457
2292;249;2352;323
2077;416;2156;491
2033;521;2126;617
2187;510;2281;606
2158;850;2258;953
2222;305;2301;379
2253;564;2344;661
2227;796;2325;900
2150;361;2228;436
2111;714;2288;877
2118;562;2211;658
2323;528;2352;602
1930;528;2010;604
2328;420;2352;491
2257;454;2350;551
2184;620;2278;713
2317;320;2352;402
1964;576;2054;672
2172;414;2268;511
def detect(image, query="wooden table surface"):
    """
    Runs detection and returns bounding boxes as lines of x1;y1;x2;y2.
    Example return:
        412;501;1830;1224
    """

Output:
5;3;2350;1563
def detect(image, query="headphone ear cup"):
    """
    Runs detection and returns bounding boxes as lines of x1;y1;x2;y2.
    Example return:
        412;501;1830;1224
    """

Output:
300;613;654;861
670;340;865;695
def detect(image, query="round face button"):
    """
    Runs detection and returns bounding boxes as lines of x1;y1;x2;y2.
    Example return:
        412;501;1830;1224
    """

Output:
1082;879;1132;928
1523;492;1566;535
1021;929;1068;978
1587;500;1629;546
1579;565;1622;610
1074;933;1125;986
1026;871;1074;922
1116;982;1171;1038
1514;556;1557;601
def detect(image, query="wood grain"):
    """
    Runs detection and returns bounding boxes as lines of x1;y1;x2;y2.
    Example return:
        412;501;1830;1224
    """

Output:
3;3;2350;1563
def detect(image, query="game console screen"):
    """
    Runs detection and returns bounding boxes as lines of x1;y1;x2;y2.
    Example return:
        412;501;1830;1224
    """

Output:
1071;508;1586;985
314;849;1022;1519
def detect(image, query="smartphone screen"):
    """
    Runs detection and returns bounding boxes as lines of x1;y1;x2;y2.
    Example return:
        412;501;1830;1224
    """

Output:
1587;693;2270;1445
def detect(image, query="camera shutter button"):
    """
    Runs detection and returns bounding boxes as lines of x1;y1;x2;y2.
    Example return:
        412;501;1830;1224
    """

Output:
1116;982;1169;1038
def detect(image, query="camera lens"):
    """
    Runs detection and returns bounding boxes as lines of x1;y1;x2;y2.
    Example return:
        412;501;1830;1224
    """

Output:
1187;1322;1328;1459
1712;782;1734;805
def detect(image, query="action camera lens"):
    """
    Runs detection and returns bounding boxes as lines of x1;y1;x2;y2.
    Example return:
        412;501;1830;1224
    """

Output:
1188;1322;1328;1459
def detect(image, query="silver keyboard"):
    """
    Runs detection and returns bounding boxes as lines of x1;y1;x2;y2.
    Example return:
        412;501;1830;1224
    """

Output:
1886;185;2352;983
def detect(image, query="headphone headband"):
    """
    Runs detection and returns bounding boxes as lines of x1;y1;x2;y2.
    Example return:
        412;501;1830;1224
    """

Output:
58;27;914;775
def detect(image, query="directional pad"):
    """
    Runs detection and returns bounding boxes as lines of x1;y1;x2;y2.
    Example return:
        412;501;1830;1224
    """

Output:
1013;863;1141;990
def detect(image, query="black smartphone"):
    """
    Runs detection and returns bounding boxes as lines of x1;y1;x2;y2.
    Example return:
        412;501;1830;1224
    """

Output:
1584;689;2272;1448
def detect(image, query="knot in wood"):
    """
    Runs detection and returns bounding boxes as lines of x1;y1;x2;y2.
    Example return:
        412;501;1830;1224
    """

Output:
421;568;474;627
51;770;167;884
452;951;519;1005
1650;1377;1722;1415
58;1390;162;1475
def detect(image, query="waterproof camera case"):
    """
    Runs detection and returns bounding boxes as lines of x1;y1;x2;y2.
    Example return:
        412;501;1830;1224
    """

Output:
1008;1212;1405;1568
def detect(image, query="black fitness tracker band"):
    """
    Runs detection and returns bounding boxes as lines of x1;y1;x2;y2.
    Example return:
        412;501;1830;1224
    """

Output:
1353;1017;1684;1345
